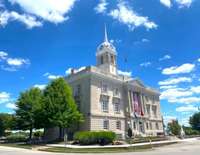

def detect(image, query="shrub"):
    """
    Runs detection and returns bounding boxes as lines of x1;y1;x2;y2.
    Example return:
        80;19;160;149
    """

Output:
74;131;116;145
183;127;200;135
33;131;43;138
6;133;27;143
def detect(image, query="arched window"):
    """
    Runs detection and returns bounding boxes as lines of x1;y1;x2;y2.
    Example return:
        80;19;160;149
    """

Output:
101;55;104;64
111;55;115;64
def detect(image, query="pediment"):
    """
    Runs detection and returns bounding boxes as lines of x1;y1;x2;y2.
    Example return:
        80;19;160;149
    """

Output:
130;79;145;88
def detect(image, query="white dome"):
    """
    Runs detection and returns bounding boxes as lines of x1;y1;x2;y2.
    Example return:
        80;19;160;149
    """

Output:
96;25;117;56
97;41;116;52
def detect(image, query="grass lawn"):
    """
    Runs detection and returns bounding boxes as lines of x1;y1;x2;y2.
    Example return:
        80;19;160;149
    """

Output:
40;145;156;153
39;142;177;153
0;142;177;153
40;145;151;153
0;143;32;149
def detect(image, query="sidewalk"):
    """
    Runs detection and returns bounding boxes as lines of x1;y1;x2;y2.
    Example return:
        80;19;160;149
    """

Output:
47;137;200;149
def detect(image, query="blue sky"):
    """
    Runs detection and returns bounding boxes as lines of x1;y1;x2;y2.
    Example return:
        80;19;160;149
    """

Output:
0;0;200;126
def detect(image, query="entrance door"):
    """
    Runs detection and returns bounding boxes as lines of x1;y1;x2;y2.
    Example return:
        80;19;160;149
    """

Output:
139;121;145;133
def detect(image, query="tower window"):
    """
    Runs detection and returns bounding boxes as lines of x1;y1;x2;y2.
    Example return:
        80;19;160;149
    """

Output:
101;55;104;64
111;55;115;64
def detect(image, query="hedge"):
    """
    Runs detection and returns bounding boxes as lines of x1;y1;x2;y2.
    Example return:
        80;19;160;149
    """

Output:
6;134;27;143
74;131;116;145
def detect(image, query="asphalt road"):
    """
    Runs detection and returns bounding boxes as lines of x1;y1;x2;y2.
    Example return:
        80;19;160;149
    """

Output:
0;139;200;155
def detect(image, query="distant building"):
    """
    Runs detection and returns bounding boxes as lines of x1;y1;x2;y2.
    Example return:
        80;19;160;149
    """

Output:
65;26;164;139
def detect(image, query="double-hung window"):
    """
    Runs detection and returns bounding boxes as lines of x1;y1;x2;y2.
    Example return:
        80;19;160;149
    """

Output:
103;120;109;129
114;103;120;113
116;121;121;130
101;95;109;112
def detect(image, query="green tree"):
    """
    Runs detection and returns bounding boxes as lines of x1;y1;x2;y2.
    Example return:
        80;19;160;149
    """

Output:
0;113;16;136
183;126;200;135
43;78;83;139
167;120;181;136
0;116;4;136
189;112;200;131
15;88;43;140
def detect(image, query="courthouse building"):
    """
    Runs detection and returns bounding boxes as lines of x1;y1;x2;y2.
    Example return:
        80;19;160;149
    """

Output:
65;27;164;139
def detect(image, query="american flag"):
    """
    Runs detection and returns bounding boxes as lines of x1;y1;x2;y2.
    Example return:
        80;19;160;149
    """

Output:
133;93;144;117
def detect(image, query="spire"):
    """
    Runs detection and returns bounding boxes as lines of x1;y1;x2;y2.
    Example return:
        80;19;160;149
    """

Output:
104;24;108;42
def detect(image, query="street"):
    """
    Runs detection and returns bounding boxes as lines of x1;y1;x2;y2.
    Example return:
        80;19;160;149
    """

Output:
0;139;200;155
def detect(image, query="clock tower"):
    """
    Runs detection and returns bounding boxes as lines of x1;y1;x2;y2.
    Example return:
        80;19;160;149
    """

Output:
96;26;117;75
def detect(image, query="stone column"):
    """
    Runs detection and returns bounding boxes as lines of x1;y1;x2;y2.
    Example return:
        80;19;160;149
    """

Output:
127;90;133;130
140;94;145;116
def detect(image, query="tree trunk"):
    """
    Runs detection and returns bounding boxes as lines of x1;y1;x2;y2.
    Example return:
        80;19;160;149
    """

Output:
29;127;33;140
59;127;63;140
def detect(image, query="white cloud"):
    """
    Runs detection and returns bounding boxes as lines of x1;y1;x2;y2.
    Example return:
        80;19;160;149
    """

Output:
43;72;61;80
0;92;10;104
0;11;42;28
158;77;192;85
48;75;61;80
171;97;200;104
0;51;8;60
118;70;132;76
179;117;190;126
43;72;50;76
160;85;177;89
65;68;72;75
198;58;200;62
140;62;151;67
6;102;17;110
1;65;18;72
141;38;150;43
160;83;200;104
34;84;46;90
191;86;200;94
95;0;108;14
159;55;171;61
9;0;77;24
160;88;193;101
0;51;30;71
160;0;172;8
162;63;195;75
176;105;198;112
65;66;86;75
109;2;157;30
7;58;30;66
160;0;193;8
110;39;122;44
163;115;177;124
175;0;193;8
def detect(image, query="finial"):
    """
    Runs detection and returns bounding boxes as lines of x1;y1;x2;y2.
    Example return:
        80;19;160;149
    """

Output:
104;24;108;42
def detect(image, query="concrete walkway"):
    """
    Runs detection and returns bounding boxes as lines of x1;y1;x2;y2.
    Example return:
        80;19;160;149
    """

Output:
47;137;200;149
